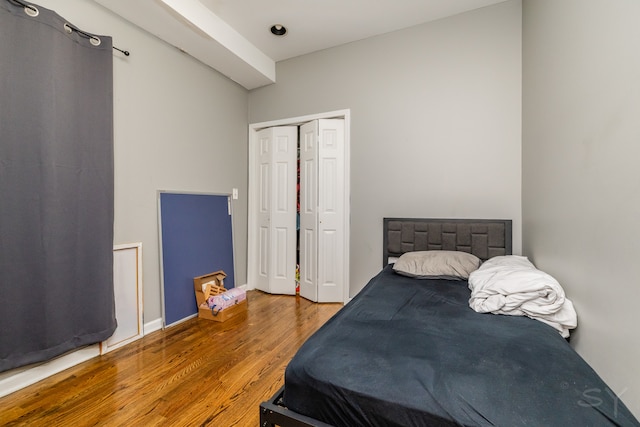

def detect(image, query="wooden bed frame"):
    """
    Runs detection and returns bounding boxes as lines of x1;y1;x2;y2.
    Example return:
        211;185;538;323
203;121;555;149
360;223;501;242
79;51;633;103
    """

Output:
260;217;513;427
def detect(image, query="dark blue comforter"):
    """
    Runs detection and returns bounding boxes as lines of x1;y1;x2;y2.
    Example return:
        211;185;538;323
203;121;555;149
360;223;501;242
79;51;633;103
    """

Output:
284;266;639;426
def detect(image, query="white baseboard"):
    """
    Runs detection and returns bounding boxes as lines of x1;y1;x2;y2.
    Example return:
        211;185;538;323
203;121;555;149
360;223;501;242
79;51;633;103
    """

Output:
144;318;163;334
0;318;166;399
0;345;100;399
0;310;241;399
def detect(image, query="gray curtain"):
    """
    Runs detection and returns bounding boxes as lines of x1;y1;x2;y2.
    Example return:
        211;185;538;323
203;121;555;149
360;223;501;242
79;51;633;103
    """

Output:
0;1;116;372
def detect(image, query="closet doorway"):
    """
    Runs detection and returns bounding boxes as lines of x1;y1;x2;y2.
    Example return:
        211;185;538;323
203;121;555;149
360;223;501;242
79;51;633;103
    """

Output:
248;110;350;303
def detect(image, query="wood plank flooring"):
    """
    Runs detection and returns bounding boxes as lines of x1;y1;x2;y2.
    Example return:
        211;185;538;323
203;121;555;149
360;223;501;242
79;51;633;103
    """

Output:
0;291;342;426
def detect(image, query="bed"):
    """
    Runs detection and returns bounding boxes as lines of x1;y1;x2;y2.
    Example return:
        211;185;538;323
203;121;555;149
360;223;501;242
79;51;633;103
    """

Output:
260;218;639;427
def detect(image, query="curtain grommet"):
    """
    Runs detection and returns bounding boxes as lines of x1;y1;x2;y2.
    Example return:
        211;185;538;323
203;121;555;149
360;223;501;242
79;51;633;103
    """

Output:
90;36;101;47
24;5;38;17
63;23;72;34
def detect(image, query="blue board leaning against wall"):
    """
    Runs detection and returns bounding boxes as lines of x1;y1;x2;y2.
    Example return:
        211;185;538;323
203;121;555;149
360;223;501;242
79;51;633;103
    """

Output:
158;192;235;327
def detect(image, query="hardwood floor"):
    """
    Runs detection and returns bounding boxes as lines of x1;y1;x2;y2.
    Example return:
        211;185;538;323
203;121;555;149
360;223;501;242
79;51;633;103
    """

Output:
0;291;342;426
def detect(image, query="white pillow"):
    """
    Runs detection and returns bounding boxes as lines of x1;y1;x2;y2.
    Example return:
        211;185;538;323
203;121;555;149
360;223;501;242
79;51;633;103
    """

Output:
392;250;481;280
474;255;534;271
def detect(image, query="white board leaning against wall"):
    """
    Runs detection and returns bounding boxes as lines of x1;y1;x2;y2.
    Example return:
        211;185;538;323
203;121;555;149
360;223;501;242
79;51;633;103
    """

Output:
101;243;144;354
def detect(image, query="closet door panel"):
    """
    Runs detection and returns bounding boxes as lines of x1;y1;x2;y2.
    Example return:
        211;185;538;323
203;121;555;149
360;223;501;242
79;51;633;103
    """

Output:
317;119;345;302
254;127;297;294
274;227;289;278
258;226;269;278
255;131;271;292
267;128;298;294
299;121;318;302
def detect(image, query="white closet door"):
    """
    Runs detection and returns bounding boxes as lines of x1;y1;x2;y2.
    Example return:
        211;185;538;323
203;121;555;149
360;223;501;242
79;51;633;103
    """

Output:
255;126;297;294
299;119;345;303
299;121;318;302
317;119;345;302
255;129;271;292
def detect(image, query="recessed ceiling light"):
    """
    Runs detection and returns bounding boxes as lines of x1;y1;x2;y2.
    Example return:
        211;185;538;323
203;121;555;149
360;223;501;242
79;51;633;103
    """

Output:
270;24;287;36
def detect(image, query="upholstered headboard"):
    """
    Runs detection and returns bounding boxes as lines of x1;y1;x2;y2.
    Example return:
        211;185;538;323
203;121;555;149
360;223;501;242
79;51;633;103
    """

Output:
383;218;512;267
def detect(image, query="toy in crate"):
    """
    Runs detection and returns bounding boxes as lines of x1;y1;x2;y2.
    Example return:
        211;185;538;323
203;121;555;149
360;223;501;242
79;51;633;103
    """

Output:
193;270;247;322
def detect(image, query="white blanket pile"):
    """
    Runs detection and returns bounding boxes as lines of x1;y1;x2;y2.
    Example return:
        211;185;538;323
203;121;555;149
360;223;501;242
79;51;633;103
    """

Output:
468;256;577;338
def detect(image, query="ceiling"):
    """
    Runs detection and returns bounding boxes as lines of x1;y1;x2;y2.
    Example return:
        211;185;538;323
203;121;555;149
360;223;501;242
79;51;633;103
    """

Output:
95;0;507;90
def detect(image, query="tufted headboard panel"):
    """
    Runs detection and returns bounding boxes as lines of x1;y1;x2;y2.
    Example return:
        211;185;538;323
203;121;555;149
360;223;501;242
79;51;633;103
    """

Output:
383;218;512;267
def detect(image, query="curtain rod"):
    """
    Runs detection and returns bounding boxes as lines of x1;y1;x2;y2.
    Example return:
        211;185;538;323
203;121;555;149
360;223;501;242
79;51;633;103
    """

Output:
6;0;130;56
64;22;131;56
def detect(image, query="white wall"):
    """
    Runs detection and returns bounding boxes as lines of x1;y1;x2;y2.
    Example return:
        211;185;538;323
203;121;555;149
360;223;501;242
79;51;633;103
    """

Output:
249;1;522;296
522;0;640;418
33;0;249;323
